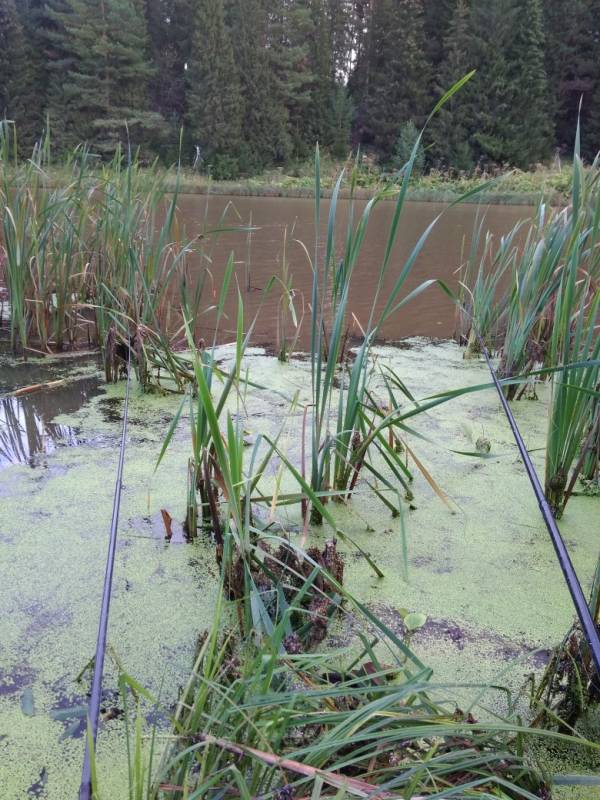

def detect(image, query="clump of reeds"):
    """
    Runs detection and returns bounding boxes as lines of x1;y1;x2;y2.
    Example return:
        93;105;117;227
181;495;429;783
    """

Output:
86;526;600;800
458;126;600;516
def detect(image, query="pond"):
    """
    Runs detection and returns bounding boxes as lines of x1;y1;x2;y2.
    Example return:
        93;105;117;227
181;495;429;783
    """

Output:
177;195;528;347
1;198;597;798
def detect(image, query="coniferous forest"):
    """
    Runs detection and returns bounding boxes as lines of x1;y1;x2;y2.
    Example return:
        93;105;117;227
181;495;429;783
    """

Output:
1;0;599;177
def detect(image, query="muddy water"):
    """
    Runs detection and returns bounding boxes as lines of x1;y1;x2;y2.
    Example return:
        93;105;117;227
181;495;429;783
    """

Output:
177;195;529;347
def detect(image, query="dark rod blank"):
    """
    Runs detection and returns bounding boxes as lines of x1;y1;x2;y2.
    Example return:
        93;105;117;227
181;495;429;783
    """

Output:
79;360;131;800
478;338;600;676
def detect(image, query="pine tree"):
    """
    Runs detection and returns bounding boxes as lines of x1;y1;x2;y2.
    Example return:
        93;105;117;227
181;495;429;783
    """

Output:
0;0;27;134
351;0;430;162
327;0;358;79
186;0;243;176
145;0;195;160
504;0;551;167
429;0;475;170
45;0;165;157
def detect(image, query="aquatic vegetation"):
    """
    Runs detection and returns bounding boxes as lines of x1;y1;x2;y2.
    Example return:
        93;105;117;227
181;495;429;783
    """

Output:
84;544;600;800
544;280;600;518
304;84;496;523
0;123;93;354
533;541;600;737
3;82;600;799
456;212;521;358
458;128;600;515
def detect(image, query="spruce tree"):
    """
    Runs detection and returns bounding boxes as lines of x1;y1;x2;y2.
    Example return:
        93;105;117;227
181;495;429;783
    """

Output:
46;0;165;157
0;0;27;134
351;0;430;162
504;0;552;167
226;0;291;169
186;0;243;176
266;0;316;159
464;0;515;166
307;0;332;147
429;0;475;170
145;0;195;160
327;84;353;158
545;0;600;160
13;0;48;153
422;0;457;76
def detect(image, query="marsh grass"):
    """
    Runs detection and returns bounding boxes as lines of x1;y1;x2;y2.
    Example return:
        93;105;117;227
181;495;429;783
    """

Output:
457;124;600;514
87;537;600;800
0;122;95;354
303;76;499;524
456;212;520;358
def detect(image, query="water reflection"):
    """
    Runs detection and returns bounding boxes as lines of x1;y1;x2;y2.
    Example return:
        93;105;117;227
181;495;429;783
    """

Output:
0;377;100;468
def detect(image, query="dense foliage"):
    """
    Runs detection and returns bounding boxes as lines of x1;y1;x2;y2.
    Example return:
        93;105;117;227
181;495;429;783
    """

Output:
1;0;599;172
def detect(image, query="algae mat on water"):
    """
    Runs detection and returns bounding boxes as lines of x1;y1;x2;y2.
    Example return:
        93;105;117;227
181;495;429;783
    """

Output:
0;341;598;798
0;360;218;799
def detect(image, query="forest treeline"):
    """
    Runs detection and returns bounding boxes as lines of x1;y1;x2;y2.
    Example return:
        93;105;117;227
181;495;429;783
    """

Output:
1;0;599;178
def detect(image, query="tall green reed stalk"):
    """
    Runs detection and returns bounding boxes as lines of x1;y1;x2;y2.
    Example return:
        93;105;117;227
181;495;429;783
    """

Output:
457;212;521;358
305;75;492;523
90;149;194;388
540;127;600;515
0;122;98;354
496;203;569;398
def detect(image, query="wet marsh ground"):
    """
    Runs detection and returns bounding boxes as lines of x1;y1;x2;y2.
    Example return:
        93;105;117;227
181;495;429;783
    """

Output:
1;340;598;798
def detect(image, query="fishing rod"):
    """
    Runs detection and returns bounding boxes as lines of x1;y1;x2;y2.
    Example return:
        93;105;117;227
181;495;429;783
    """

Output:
477;334;600;676
79;348;132;800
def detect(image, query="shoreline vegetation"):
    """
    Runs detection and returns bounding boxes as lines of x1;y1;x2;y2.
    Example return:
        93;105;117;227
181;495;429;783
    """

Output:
34;159;576;206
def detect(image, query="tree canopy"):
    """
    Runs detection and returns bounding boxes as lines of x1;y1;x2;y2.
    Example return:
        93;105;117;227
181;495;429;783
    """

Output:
1;0;598;170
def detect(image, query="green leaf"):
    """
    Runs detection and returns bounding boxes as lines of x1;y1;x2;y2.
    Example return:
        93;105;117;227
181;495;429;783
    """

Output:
404;612;428;632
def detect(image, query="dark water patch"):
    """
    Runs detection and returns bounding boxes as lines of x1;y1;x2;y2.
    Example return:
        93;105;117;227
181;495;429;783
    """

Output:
23;601;73;639
97;396;124;423
418;616;552;667
0;665;37;697
27;767;48;797
49;688;122;741
412;554;454;574
0;374;103;469
0;353;101;394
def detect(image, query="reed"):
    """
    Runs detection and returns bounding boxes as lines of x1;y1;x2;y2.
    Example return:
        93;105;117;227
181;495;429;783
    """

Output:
93;539;600;800
303;76;496;523
544;260;600;518
0;122;99;354
540;133;600;516
457;212;520;358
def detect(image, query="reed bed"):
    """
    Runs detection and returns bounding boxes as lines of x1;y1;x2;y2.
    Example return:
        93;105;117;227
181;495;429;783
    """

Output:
458;129;600;516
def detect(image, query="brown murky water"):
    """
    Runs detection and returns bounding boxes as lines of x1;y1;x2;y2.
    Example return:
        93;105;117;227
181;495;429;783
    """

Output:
177;195;530;349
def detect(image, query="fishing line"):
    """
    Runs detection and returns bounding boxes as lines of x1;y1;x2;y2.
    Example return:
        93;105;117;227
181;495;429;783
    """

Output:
477;333;600;676
79;345;132;800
